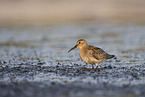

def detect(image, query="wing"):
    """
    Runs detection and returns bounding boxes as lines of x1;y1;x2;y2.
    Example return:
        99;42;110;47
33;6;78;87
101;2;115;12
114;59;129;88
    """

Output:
88;45;112;60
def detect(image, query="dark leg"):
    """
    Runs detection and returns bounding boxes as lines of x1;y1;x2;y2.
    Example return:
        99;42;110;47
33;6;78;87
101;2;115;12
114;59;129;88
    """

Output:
95;63;98;69
95;66;98;69
91;64;94;69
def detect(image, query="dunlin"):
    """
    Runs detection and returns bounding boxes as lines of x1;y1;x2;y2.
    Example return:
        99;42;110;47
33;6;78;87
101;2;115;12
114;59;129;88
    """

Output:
68;39;116;69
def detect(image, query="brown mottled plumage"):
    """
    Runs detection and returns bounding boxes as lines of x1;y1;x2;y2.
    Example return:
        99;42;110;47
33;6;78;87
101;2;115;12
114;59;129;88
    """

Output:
68;39;116;68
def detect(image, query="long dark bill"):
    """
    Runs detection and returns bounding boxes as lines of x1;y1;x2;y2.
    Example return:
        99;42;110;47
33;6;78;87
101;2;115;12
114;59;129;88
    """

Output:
68;45;77;53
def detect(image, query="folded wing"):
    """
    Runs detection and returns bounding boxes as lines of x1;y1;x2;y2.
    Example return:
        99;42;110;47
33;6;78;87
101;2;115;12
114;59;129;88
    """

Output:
89;45;115;60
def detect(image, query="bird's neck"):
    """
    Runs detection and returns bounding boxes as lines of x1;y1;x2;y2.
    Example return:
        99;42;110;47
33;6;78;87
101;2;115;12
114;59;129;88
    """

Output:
80;44;89;51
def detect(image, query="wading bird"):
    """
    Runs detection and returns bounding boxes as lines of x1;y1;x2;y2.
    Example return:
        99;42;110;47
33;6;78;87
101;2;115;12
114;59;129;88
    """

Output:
68;39;116;69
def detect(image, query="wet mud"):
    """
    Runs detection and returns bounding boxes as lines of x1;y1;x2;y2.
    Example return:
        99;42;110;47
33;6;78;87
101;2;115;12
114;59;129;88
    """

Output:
0;23;145;97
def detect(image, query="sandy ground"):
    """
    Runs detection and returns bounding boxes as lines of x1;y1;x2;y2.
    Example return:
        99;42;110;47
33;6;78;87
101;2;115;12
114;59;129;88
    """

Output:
0;0;145;27
0;24;145;97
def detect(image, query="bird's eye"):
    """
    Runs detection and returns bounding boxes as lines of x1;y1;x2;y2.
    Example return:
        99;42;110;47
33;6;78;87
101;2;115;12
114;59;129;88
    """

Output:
78;42;81;44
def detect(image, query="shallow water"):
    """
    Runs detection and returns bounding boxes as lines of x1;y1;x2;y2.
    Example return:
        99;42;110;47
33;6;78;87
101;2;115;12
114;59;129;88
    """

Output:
0;23;145;97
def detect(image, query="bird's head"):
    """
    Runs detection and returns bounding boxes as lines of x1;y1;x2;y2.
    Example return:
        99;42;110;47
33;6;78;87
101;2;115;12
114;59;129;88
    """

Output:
68;39;88;53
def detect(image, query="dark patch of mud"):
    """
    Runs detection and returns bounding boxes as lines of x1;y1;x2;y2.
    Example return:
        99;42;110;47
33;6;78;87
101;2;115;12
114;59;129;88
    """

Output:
0;60;145;97
1;81;145;97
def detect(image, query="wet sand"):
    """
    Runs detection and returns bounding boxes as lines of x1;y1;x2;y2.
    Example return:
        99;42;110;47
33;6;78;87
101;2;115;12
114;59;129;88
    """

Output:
0;23;145;97
0;1;145;97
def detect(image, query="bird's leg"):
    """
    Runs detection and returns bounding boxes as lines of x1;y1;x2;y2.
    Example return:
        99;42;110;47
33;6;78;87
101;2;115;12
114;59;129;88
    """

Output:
91;64;94;69
95;63;98;69
95;66;98;69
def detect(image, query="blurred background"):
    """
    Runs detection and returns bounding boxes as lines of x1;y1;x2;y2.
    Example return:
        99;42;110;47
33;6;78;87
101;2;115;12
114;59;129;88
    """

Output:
0;0;145;27
0;1;145;97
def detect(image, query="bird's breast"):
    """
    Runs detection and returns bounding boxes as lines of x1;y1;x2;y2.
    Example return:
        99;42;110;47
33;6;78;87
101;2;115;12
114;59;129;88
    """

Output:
79;49;88;63
79;49;93;64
